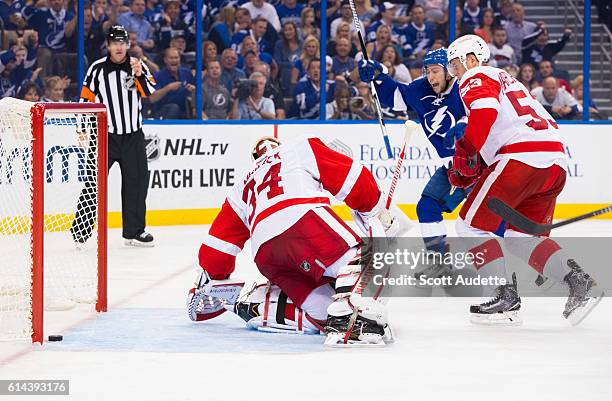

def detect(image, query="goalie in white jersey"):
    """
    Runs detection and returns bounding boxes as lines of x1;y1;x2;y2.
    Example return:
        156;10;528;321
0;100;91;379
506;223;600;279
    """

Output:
446;34;602;325
187;136;404;345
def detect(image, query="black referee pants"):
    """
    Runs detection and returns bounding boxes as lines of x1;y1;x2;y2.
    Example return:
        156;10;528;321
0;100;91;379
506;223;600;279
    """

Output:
71;128;149;242
109;129;150;239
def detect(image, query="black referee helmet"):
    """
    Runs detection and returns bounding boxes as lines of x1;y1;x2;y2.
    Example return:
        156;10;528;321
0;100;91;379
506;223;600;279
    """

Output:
107;25;129;43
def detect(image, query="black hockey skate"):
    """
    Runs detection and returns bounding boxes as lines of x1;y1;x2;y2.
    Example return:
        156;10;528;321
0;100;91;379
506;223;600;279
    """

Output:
232;301;261;323
562;260;604;325
470;273;522;325
324;313;390;347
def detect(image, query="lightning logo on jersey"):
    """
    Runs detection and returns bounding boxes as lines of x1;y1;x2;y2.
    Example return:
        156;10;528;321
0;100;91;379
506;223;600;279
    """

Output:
422;105;457;138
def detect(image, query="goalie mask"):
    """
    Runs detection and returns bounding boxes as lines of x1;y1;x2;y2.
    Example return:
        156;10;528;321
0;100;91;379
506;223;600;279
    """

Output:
251;136;281;161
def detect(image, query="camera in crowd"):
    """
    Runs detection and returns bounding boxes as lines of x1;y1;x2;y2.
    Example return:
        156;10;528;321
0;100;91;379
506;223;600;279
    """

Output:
350;97;365;110
235;79;258;100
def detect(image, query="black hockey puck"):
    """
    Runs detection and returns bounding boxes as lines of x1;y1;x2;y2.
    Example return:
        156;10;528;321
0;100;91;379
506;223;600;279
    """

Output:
48;335;63;342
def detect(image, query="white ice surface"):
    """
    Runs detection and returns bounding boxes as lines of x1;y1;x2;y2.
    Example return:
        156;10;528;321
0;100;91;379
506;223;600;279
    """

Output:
1;221;611;401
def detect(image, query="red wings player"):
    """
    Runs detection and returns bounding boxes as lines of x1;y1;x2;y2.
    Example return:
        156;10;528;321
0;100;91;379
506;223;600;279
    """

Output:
188;136;403;345
446;35;602;325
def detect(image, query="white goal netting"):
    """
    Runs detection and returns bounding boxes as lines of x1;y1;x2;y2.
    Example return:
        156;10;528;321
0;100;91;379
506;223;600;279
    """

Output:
0;98;105;341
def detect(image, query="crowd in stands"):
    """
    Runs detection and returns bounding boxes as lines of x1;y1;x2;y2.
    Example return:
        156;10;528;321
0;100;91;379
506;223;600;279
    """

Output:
0;0;607;120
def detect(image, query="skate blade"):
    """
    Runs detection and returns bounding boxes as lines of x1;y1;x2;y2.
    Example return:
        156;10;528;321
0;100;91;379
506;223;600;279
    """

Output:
470;310;523;326
324;333;387;348
124;239;155;248
255;324;320;335
567;290;604;326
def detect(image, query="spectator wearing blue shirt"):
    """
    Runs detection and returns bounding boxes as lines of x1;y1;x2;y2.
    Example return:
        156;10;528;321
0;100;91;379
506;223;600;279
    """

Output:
331;37;354;79
148;47;196;119
273;21;302;96
91;0;114;29
399;4;436;59
117;0;156;53
461;0;484;33
365;2;396;43
219;48;245;93
155;0;194;52
237;36;276;76
13;31;42;89
0;45;26;98
290;34;318;89
252;16;274;55
0;0;27;30
230;7;252;53
275;0;304;26
289;58;335;119
208;7;235;52
144;0;163;23
22;0;74;76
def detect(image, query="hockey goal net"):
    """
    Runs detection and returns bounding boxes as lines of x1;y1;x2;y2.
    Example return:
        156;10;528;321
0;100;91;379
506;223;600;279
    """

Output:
0;98;107;343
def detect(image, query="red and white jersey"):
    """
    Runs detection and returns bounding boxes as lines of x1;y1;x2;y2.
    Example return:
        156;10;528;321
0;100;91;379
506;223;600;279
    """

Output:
198;137;382;279
459;65;568;170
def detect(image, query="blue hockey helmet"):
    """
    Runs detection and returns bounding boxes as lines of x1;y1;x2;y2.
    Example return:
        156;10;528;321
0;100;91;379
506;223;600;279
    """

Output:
423;48;448;72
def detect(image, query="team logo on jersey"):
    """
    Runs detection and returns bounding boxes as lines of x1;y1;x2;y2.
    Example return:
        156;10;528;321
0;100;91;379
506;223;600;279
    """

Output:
144;134;161;162
300;261;311;272
326;139;353;158
213;93;227;107
421;94;445;107
422;106;456;137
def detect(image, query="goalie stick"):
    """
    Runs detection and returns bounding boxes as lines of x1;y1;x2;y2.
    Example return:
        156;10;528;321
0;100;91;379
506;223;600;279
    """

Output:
329;123;418;346
386;120;418;209
348;0;393;159
487;197;612;235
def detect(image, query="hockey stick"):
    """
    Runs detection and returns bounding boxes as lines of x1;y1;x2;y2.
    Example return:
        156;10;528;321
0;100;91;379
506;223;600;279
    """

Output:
333;129;418;346
348;0;393;159
386;120;418;209
487;197;612;235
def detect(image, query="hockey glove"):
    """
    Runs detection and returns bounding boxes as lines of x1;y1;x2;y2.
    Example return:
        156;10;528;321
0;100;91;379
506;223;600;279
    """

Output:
443;122;467;150
358;59;387;83
186;270;245;321
452;138;482;177
447;166;479;189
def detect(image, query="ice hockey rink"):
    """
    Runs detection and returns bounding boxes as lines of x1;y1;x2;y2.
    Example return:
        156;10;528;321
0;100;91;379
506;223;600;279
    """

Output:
1;220;611;401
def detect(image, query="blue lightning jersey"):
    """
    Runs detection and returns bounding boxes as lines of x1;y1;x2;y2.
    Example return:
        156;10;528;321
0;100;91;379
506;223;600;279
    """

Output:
374;74;466;158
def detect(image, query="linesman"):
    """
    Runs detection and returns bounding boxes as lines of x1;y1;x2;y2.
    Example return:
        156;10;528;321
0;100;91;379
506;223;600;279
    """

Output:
72;25;156;247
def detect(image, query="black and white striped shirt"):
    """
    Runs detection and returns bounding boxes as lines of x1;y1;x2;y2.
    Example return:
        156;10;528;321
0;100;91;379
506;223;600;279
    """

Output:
80;56;156;135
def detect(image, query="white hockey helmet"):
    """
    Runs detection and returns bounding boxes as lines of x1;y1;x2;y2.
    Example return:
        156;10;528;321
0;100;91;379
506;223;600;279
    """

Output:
251;136;281;160
447;34;490;77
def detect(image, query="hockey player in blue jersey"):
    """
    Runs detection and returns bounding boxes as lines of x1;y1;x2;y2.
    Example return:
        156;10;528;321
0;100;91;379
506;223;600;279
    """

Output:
359;48;480;276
